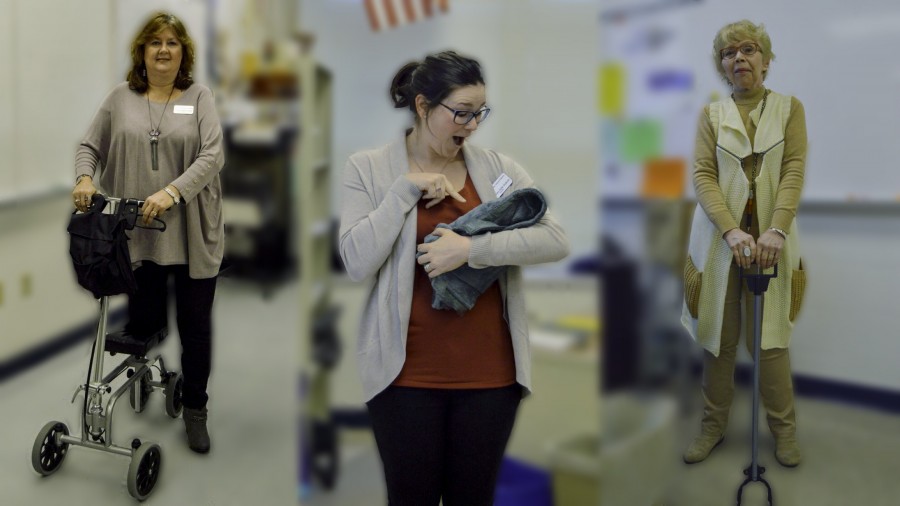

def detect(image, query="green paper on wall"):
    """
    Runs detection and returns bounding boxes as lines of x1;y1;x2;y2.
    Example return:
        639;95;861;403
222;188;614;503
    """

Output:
619;119;663;163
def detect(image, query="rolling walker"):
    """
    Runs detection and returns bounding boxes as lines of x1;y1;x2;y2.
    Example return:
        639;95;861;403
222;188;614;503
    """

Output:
31;196;182;501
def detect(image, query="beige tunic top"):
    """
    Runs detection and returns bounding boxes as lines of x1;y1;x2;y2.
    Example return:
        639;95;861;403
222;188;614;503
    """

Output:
75;82;225;279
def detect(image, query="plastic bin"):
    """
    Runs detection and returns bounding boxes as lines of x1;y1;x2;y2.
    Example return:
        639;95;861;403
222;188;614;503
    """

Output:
548;434;600;506
547;393;677;506
493;457;553;506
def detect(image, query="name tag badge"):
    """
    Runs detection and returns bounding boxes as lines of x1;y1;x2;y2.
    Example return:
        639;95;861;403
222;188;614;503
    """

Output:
173;105;194;115
492;173;513;198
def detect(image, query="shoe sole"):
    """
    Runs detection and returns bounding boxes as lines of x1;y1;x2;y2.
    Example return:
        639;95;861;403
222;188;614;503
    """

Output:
683;436;725;465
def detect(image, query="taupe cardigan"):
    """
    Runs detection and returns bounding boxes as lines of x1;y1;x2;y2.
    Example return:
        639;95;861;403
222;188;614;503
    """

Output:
339;135;570;401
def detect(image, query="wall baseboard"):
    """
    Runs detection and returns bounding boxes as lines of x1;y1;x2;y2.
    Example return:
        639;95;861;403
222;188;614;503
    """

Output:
733;364;900;415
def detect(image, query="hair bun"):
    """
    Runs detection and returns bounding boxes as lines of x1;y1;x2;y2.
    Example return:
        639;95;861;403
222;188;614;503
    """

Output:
390;61;419;110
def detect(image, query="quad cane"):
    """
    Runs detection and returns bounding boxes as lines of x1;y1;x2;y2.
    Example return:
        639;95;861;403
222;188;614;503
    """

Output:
736;260;778;505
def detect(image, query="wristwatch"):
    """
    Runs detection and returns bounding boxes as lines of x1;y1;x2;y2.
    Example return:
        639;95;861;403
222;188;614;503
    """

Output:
163;186;181;205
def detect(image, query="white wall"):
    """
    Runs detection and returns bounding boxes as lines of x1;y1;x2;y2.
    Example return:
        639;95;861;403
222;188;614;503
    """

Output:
299;0;599;260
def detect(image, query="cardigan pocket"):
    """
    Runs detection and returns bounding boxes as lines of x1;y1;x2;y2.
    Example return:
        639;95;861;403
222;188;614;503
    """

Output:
789;259;806;322
684;256;702;319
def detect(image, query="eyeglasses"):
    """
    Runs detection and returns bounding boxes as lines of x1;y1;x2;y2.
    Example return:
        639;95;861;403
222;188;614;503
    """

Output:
439;103;491;125
720;42;760;60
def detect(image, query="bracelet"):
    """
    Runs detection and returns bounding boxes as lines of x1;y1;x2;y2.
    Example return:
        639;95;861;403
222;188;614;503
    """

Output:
769;227;787;239
163;186;180;205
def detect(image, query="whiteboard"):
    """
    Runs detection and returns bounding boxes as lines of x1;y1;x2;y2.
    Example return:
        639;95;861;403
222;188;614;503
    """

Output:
601;0;900;203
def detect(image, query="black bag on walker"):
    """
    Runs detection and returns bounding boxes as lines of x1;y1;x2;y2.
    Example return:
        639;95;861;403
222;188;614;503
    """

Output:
67;194;137;298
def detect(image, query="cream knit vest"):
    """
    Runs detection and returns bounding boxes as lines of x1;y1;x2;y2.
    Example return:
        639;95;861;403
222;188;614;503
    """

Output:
681;91;801;356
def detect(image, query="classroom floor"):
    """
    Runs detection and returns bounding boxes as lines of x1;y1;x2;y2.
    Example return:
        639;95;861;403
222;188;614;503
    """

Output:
305;390;900;506
4;277;899;506
1;279;298;506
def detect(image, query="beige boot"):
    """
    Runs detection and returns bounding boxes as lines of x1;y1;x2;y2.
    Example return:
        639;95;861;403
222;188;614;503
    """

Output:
774;436;801;467
755;347;800;467
683;434;725;464
684;347;736;464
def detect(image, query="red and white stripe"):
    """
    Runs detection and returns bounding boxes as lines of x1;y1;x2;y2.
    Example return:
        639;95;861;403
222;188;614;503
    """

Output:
364;0;449;31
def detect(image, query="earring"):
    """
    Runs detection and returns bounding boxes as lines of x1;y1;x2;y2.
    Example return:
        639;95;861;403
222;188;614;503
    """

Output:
142;68;146;77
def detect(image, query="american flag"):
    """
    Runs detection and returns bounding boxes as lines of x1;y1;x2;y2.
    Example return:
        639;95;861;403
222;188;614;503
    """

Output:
364;0;450;31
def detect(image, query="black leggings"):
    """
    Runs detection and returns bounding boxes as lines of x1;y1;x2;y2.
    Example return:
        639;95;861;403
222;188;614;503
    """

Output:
366;384;522;506
125;262;217;409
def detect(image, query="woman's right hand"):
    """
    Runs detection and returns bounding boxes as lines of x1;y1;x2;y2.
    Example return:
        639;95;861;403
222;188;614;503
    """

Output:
73;177;97;212
724;228;756;268
406;173;466;209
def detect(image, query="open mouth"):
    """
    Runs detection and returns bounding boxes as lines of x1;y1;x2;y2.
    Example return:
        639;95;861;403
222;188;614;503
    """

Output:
453;136;465;146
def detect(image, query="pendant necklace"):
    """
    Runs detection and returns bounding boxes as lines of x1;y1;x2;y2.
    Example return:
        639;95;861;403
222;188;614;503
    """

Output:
147;85;175;171
736;88;769;232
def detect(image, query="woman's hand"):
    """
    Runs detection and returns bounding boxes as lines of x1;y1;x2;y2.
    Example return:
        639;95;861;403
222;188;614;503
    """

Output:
140;189;176;226
755;229;785;269
406;173;466;209
416;228;471;278
73;177;97;212
724;228;756;269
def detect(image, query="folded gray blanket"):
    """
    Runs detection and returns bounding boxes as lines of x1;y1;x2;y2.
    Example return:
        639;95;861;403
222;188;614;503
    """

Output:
418;187;547;313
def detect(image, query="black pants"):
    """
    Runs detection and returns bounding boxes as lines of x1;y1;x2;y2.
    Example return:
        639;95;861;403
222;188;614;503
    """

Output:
366;384;521;506
125;262;217;409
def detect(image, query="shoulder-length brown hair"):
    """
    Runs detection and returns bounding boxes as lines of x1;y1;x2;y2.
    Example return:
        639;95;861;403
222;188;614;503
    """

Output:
126;12;195;93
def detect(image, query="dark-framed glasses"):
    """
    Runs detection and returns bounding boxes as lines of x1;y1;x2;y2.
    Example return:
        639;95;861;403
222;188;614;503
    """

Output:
720;42;760;60
439;103;491;125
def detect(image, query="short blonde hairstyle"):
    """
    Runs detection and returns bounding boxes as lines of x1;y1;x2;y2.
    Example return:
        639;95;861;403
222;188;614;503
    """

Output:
712;20;775;85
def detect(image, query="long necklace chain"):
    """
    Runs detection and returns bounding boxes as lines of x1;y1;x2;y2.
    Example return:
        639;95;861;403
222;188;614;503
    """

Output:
147;85;175;171
739;88;769;231
147;85;176;142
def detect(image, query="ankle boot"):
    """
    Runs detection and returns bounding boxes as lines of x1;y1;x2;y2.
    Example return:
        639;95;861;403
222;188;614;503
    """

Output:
183;407;210;453
774;435;801;467
683;434;725;464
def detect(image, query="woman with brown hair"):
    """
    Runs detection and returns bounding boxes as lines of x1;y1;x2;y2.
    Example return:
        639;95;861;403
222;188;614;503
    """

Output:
72;12;224;454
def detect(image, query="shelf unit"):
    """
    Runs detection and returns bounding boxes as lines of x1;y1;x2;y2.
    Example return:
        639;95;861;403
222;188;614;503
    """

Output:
296;50;338;491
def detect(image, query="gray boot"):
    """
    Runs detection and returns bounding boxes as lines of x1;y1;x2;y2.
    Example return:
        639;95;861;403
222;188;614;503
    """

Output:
183;407;210;453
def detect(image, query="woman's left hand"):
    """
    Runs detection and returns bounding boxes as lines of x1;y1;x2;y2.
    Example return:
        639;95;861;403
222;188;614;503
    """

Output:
755;229;785;269
416;228;471;279
140;189;176;226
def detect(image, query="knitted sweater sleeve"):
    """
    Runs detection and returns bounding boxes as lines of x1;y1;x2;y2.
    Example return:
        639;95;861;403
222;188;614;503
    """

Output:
770;98;807;232
338;152;422;282
693;105;740;235
467;153;570;269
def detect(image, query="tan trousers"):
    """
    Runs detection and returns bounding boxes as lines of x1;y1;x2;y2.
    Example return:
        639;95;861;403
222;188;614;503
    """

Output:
700;262;797;439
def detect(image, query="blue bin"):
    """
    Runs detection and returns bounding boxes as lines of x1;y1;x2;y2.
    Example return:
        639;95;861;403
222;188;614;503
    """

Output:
494;457;553;506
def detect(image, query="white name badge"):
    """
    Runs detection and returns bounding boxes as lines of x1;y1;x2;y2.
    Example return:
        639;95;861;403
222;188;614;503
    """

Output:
173;105;194;115
492;173;513;198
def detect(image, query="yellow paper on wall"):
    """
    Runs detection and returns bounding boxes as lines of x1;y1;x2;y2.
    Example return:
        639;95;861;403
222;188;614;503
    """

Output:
598;62;626;117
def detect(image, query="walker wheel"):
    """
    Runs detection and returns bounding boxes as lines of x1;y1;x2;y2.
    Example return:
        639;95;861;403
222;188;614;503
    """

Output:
127;442;162;500
31;421;70;476
129;371;153;413
164;372;184;418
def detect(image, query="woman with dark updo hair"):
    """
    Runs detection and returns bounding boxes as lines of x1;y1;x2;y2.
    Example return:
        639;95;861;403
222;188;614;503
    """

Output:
339;50;569;505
